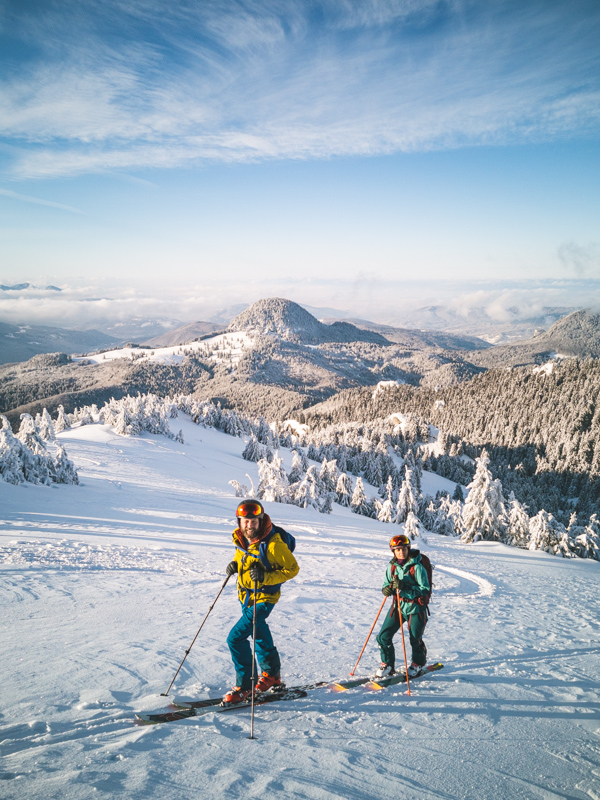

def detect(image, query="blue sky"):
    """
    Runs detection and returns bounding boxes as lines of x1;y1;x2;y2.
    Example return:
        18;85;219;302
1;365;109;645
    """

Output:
0;0;599;327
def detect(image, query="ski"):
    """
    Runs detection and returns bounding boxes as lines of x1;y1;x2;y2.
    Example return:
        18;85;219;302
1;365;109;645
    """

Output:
135;688;307;725
363;661;444;690
135;663;444;724
170;671;393;709
171;680;331;709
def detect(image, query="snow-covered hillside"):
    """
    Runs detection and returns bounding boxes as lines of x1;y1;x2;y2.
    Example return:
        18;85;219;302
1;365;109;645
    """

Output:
1;417;599;800
78;332;252;367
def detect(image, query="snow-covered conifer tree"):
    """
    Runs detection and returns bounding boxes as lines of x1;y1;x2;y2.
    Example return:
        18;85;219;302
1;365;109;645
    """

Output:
571;514;600;560
288;448;309;483
350;476;370;516
404;511;424;540
38;408;56;441
257;453;291;503
319;491;335;514
229;479;249;498
53;405;71;432
506;492;530;547
52;445;79;484
335;472;352;507
0;417;25;484
242;435;262;462
17;415;49;459
293;465;322;510
452;483;464;502
461;451;508;543
528;510;570;555
256;417;272;445
377;497;395;523
396;467;419;523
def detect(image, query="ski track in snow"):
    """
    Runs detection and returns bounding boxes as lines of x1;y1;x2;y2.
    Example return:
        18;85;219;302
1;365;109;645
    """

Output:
1;416;600;800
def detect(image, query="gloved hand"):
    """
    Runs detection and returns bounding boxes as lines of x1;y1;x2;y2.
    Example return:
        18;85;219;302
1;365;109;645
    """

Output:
225;560;238;577
249;562;265;583
382;585;394;596
391;575;406;592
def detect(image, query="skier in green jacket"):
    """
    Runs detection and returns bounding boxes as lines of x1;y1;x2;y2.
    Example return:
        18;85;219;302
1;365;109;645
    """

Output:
375;533;430;679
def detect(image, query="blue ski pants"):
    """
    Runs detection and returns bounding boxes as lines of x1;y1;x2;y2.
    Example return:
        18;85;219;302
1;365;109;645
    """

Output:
226;602;281;689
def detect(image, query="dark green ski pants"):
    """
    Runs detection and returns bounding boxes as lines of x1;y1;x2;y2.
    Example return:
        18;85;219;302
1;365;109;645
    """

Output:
376;604;427;669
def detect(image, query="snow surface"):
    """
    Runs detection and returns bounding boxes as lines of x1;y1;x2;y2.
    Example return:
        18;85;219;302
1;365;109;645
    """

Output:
77;332;252;366
2;415;600;800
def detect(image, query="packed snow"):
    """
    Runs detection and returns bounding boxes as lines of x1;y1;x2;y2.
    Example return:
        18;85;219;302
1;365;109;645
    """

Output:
1;415;600;800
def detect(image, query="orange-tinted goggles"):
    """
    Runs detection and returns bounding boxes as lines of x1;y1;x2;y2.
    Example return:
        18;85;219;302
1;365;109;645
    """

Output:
236;501;264;518
390;535;410;550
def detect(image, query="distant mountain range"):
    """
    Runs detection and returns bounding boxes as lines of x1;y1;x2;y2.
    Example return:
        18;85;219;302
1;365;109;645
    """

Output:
391;304;574;344
141;321;223;347
0;322;118;366
2;298;600;425
0;283;62;292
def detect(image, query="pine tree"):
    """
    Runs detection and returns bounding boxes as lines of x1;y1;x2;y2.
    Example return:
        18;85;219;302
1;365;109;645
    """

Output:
242;435;262;462
335;472;353;507
404;511;424;540
0;417;25;484
52;445;79;484
288;448;308;483
506;492;530;548
396;467;418;523
461;451;508;543
293;465;322;510
35;409;56;441
257;453;291;504
350;476;370;516
229;479;249;498
572;514;600;560
452;483;464;502
377;497;395;523
528;509;570;556
54;405;71;432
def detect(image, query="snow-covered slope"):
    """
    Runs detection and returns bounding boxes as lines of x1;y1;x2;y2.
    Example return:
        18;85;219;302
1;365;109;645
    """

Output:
78;332;252;366
1;417;599;800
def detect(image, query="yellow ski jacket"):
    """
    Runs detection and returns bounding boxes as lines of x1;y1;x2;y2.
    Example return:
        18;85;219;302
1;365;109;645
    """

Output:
232;515;299;606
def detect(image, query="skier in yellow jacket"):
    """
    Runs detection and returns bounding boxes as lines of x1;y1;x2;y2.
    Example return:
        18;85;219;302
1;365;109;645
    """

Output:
223;499;299;705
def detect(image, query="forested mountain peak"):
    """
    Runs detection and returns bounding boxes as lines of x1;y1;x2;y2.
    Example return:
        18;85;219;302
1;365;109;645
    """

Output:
533;309;600;355
227;297;390;345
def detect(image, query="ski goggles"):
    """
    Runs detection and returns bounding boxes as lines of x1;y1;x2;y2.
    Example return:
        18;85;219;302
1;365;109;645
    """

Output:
390;534;410;550
236;501;264;518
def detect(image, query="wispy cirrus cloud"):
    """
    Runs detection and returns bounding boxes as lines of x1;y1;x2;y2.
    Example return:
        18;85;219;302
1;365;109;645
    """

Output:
0;187;85;213
1;0;599;178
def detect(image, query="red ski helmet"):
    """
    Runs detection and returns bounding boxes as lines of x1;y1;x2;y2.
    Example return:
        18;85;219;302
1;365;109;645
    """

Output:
236;499;264;519
389;534;410;550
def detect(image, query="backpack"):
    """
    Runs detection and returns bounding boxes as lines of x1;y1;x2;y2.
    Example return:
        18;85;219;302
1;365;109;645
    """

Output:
256;526;296;596
411;552;433;608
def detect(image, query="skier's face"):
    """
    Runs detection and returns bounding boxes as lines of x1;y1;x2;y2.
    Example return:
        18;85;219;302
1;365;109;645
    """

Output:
393;545;409;560
239;516;261;540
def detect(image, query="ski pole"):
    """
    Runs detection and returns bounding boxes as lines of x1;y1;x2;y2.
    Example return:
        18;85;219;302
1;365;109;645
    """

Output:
396;590;412;695
249;579;258;740
349;596;388;676
161;573;232;696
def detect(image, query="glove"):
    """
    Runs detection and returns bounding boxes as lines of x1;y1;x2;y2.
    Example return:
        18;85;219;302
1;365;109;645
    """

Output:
382;585;394;596
249;562;265;583
391;575;407;592
225;560;238;577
